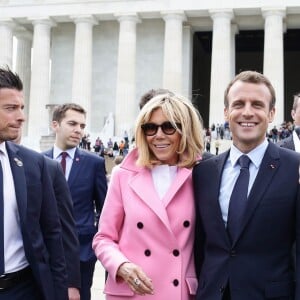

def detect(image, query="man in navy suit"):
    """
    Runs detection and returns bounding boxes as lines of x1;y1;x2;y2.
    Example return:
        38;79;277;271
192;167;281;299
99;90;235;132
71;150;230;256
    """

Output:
278;92;300;151
0;68;68;299
193;70;300;300
44;103;107;300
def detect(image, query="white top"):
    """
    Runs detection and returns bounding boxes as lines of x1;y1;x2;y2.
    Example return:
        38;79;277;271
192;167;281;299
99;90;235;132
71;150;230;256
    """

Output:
0;142;28;274
151;165;177;200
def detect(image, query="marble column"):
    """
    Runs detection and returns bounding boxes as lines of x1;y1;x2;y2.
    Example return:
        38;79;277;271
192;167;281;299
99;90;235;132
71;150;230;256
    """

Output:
231;24;238;79
0;19;14;68
71;15;97;130
114;13;140;137
262;8;285;126
209;10;233;126
28;18;55;150
161;11;186;94
14;27;32;136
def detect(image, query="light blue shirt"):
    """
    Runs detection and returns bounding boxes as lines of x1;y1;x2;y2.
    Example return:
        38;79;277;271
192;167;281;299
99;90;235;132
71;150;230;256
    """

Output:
53;145;77;180
219;139;269;227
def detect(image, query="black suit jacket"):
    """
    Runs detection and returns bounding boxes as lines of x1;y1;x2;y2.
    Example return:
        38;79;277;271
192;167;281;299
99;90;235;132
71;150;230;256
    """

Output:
6;141;68;300
193;142;300;300
45;157;81;289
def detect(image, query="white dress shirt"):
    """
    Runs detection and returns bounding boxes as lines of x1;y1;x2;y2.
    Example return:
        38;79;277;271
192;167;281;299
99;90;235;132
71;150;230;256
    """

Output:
53;145;76;180
0;142;28;273
219;140;268;227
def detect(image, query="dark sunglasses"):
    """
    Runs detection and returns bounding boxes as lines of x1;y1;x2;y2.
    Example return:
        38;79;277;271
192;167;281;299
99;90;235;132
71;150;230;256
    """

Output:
141;121;181;136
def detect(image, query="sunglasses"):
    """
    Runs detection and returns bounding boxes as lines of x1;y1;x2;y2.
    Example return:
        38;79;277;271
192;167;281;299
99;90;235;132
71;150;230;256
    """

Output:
141;121;181;136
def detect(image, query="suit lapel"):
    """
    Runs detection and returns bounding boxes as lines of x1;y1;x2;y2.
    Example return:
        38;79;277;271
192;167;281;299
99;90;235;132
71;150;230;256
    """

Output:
68;148;83;187
129;168;174;233
231;143;280;246
6;143;27;223
213;152;232;245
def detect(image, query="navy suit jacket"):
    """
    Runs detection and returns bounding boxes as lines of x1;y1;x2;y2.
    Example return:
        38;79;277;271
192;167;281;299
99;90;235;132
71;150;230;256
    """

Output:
193;142;300;300
43;148;107;261
45;157;81;288
6;141;68;300
277;135;295;151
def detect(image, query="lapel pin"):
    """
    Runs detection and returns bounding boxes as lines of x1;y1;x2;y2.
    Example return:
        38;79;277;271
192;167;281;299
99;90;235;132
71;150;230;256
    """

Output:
14;157;23;167
270;164;275;169
76;157;80;162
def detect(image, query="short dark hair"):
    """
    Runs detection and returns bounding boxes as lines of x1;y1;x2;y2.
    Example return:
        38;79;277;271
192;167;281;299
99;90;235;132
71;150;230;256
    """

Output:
52;103;86;123
0;67;23;91
139;88;174;110
224;70;276;110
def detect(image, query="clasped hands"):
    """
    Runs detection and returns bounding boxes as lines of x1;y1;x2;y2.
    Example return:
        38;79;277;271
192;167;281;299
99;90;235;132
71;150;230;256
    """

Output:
117;262;154;295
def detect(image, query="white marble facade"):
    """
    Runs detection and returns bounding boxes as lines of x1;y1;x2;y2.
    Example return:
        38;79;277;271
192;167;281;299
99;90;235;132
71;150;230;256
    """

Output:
0;0;300;150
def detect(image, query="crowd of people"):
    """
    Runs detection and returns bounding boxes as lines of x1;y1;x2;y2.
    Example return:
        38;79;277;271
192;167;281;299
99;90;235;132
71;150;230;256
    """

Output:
1;66;300;300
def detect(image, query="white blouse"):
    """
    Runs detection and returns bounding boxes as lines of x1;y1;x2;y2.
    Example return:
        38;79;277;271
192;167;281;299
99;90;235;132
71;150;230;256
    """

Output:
151;164;178;200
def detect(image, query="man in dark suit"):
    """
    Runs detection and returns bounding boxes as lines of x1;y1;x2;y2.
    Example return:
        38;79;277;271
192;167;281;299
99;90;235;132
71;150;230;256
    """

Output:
193;70;300;300
0;67;68;299
278;93;300;151
45;157;81;300
14;131;81;300
43;103;107;300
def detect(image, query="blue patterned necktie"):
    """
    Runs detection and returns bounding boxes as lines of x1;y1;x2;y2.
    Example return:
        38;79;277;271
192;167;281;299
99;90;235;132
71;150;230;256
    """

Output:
0;158;4;274
227;155;251;242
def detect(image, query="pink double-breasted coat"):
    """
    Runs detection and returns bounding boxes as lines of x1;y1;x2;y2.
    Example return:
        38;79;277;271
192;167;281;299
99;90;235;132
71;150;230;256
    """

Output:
93;149;198;299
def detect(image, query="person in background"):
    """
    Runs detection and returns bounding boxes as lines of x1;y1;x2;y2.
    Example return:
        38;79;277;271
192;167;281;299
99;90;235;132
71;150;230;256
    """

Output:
43;103;107;300
0;67;68;299
193;70;300;300
93;93;204;299
278;92;300;151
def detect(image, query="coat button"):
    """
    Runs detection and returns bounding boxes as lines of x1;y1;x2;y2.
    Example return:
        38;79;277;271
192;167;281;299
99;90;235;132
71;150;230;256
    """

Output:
144;249;151;256
183;220;190;227
137;222;143;229
173;279;179;286
173;249;180;257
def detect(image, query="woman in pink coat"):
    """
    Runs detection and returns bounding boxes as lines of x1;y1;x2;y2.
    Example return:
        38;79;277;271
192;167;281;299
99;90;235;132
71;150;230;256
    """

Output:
93;93;204;299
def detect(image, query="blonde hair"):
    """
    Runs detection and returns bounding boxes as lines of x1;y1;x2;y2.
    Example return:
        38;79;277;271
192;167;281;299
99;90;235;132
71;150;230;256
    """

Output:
135;93;204;168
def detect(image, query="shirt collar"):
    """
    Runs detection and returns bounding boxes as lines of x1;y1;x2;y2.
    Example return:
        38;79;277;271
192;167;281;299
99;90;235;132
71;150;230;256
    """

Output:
53;145;76;160
229;139;269;169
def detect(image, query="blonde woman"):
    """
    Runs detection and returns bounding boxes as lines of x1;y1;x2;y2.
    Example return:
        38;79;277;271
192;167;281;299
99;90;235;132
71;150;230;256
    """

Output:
93;93;204;299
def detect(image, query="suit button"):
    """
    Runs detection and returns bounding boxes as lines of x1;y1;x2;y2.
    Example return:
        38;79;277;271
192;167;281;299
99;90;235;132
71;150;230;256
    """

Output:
144;249;151;256
183;220;190;227
173;279;179;286
137;222;143;229
173;249;180;257
230;249;236;257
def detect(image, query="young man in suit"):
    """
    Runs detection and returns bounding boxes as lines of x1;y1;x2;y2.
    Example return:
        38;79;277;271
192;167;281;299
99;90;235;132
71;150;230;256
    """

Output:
0;68;68;299
193;70;300;300
43;103;107;300
278;92;300;151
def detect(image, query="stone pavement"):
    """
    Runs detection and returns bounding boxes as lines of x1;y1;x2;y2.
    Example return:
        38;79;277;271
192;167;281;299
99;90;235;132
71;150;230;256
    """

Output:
91;261;106;300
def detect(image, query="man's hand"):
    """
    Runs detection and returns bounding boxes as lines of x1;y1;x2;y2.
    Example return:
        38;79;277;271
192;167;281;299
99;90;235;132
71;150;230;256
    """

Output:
68;287;80;300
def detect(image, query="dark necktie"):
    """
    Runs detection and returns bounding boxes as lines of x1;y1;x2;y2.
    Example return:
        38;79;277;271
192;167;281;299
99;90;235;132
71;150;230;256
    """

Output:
0;158;4;274
227;155;251;242
60;152;68;175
